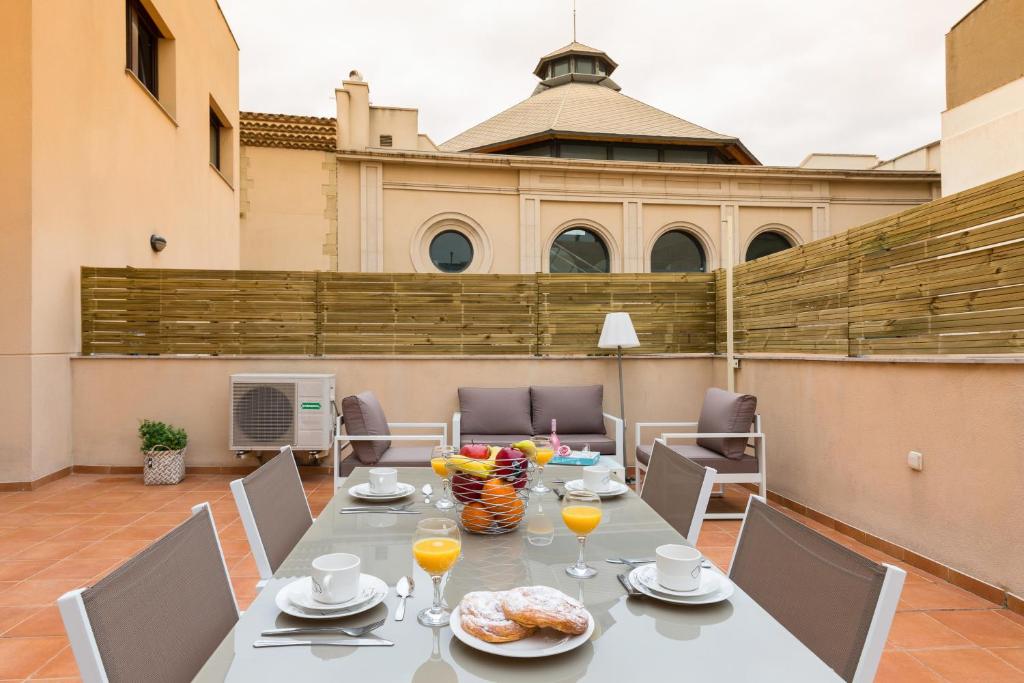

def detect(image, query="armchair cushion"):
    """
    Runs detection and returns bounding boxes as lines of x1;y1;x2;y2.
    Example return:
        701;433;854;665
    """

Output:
458;387;533;435
696;388;757;460
636;443;759;474
341;391;391;465
530;385;606;435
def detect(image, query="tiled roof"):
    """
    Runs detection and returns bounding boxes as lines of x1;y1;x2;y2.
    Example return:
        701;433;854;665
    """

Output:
439;82;736;153
240;112;337;151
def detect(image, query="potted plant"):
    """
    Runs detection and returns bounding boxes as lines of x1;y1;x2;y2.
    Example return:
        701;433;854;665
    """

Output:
138;419;188;485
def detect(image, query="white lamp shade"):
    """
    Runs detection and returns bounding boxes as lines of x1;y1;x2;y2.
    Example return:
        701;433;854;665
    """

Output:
598;312;640;349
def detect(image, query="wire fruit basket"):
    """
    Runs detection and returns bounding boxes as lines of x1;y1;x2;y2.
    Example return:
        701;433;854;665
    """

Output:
445;447;533;535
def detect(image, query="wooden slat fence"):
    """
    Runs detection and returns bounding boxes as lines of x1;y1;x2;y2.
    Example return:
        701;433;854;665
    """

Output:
717;169;1024;355
81;270;717;356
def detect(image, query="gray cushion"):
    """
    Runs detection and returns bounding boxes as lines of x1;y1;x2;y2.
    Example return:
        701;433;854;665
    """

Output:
460;434;534;447
458;387;533;435
530;385;606;435
636;443;759;475
378;446;435;467
341;391;391;465
556;434;616;456
696;387;757;459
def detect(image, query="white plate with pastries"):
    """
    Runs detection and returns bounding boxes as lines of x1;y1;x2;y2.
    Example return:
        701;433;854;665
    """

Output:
450;586;595;658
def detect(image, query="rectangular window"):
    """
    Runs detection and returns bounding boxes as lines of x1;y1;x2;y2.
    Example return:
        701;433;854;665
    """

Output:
575;57;596;75
551;58;570;78
559;142;608;160
126;0;160;96
210;110;222;169
664;148;710;164
613;146;658;162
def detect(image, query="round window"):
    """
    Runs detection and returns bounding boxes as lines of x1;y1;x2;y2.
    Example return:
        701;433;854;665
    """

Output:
651;230;706;272
429;230;474;273
745;231;793;262
550;228;610;273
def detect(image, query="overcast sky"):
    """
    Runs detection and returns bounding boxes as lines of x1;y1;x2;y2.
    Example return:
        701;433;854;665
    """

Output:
218;0;978;166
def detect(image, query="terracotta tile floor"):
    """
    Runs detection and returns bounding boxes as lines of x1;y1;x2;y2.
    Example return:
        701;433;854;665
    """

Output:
1;474;1022;682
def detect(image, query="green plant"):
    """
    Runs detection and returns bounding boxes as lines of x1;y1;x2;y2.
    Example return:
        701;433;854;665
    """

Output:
138;419;188;452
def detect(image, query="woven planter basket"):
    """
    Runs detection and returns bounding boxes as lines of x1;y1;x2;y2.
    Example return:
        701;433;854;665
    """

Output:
143;445;186;486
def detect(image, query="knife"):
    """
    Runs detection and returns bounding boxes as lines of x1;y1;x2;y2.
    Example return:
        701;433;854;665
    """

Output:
253;638;394;648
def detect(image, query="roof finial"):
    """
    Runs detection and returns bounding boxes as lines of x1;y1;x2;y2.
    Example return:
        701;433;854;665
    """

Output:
572;0;577;42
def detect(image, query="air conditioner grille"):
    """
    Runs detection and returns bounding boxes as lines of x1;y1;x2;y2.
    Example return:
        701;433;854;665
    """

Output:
232;383;295;448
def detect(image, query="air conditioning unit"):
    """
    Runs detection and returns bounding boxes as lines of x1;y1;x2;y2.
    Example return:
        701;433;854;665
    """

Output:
230;374;335;452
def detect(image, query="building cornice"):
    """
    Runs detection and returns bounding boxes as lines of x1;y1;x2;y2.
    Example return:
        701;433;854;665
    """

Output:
333;148;941;182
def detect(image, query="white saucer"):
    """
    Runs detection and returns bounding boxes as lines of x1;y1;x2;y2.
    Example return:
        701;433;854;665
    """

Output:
287;575;380;611
633;564;719;598
348;482;415;501
275;575;387;619
565;479;629;498
628;566;734;605
450;605;594;658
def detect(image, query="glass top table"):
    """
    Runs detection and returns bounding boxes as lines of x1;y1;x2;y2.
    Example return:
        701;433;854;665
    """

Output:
195;466;841;682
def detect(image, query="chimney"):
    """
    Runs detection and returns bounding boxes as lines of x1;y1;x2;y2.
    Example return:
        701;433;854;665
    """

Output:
336;70;369;151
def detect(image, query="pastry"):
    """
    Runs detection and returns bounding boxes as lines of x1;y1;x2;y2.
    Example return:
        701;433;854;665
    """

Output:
499;585;590;635
459;591;536;643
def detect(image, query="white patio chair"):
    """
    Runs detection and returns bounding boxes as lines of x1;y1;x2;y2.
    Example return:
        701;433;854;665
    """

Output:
57;503;238;683
639;441;717;545
231;445;313;587
730;496;905;683
332;391;447;490
636;387;765;519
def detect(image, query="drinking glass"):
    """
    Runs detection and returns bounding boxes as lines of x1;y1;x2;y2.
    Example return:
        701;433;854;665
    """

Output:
412;517;461;626
430;445;456;511
530;436;554;494
560;490;602;578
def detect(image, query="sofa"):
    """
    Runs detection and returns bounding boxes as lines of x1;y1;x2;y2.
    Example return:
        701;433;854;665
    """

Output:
453;385;623;465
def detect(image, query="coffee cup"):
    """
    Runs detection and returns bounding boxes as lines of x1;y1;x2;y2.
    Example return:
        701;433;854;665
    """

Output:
311;552;361;604
655;544;702;592
582;465;611;492
368;467;398;494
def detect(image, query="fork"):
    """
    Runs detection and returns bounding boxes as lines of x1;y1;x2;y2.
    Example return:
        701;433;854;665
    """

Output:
617;573;643;597
261;617;386;637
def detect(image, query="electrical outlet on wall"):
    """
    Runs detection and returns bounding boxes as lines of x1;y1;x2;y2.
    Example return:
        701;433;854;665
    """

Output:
907;451;924;471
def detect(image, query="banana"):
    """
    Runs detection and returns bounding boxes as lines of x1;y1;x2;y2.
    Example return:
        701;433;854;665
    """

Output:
448;454;494;478
513;439;537;459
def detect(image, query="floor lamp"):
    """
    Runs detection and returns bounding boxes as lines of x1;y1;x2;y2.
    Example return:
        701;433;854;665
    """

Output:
598;312;640;480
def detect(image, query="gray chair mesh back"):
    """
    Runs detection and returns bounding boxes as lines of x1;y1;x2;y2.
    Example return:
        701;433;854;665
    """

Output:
641;441;708;541
729;498;886;682
81;507;237;683
241;450;313;573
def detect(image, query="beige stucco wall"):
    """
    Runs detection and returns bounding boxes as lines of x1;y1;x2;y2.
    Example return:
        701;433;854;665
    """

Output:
720;356;1024;597
941;77;1024;196
241;146;333;271
0;0;240;483
70;355;713;467
946;0;1024;109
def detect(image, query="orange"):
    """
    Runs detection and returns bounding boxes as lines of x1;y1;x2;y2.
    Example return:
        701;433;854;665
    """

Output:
492;498;525;527
461;502;492;533
481;478;516;507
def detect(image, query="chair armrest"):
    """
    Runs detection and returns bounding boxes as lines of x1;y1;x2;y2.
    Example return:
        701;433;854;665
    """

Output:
452;412;462;448
660;432;765;440
602;413;624;469
634;421;698;447
337;434;445;442
388;422;447;429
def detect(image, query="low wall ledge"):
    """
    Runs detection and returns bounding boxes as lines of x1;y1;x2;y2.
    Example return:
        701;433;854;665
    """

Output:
72;353;716;362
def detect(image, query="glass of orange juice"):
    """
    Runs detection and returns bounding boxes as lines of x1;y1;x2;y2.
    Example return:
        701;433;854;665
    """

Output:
561;490;602;578
531;436;555;494
412;517;461;626
430;446;456;511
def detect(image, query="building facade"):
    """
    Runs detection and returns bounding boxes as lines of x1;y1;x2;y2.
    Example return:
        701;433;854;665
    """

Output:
0;0;239;484
239;43;940;276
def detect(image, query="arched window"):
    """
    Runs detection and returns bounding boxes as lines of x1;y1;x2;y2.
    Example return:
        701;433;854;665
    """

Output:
429;230;474;272
745;231;793;262
651;230;706;272
550;228;610;273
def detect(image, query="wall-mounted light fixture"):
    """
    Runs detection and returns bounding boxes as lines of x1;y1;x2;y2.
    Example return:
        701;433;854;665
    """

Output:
150;234;167;252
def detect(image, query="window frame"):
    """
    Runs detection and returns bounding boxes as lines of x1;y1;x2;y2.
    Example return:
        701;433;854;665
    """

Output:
745;230;795;262
209;110;222;170
126;0;160;97
549;227;611;274
428;229;475;273
650;229;707;273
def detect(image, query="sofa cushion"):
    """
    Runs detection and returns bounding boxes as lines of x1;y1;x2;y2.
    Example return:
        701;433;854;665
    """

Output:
636;443;759;475
696;388;757;460
341;391;391;465
530;385;606;435
459;434;534;448
555;434;616;456
458;387;533;435
378;446;435;468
